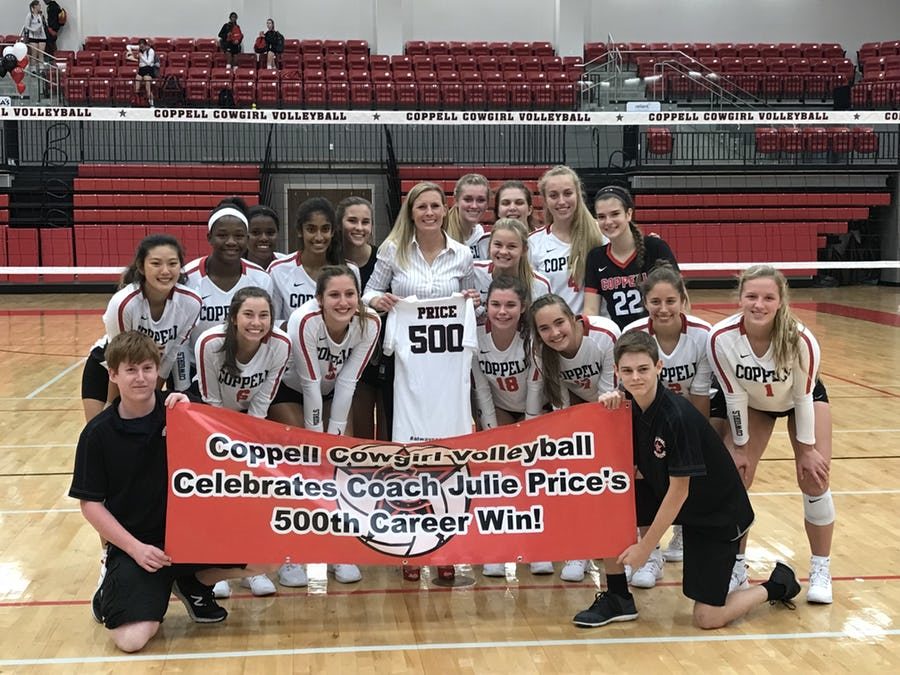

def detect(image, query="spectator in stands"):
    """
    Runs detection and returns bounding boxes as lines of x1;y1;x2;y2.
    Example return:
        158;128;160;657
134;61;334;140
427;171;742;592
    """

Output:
583;185;678;330
127;39;157;107
218;11;243;68
446;173;491;259
255;18;284;70
495;180;538;232
22;1;46;64
245;205;285;270
529;165;604;315
42;0;63;57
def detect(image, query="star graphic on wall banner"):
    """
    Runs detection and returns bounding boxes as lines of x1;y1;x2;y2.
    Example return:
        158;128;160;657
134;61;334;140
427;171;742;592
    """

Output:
616;114;623;121
373;113;381;120
119;110;127;117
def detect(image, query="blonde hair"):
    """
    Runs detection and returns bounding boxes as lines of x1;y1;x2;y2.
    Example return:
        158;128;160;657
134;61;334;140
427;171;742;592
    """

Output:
380;182;447;270
538;165;602;286
446;173;490;245
738;265;799;371
489;218;536;307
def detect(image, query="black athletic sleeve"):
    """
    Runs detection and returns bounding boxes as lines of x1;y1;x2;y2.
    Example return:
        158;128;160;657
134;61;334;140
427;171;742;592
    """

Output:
664;404;707;479
583;245;604;295
69;423;108;503
644;235;679;270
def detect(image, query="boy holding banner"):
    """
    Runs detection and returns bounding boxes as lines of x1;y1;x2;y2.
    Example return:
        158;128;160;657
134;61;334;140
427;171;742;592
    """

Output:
573;331;801;629
70;331;258;652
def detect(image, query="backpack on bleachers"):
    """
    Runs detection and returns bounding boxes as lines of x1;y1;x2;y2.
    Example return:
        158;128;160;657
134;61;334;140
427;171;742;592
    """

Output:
159;73;185;106
217;87;235;108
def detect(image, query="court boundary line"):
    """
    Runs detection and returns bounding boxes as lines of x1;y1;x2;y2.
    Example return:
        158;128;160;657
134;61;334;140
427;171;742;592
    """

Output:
25;359;85;400
1;628;899;667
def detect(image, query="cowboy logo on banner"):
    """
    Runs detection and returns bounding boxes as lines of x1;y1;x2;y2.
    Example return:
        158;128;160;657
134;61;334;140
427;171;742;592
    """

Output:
165;403;636;565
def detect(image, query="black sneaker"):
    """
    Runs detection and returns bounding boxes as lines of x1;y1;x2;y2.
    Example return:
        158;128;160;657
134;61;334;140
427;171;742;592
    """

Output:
572;591;639;627
768;562;802;608
172;575;228;623
91;587;103;624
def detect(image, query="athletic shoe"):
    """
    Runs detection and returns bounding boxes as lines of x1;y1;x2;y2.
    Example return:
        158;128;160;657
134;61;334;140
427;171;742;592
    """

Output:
402;565;420;581
437;565;455;581
482;563;506;577
630;549;664;588
768;561;802;606
278;563;308;587
172;575;228;623
624;564;633;583
560;559;587;582
91;587;103;624
662;526;684;562
728;560;750;594
212;580;231;599
329;564;362;584
807;557;833;604
572;591;639;627
240;574;277;596
530;561;554;575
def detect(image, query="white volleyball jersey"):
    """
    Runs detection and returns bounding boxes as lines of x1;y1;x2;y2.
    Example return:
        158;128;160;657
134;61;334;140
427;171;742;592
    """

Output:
536;315;619;407
182;256;273;348
528;226;584;313
708;313;821;446
101;282;202;379
268;253;361;322
623;314;713;397
282;298;381;434
471;323;543;428
195;325;291;418
466;224;489;260
472;261;552;306
383;294;478;443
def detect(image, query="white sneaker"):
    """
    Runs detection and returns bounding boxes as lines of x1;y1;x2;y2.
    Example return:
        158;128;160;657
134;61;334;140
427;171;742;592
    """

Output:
530;561;554;575
212;580;231;599
240;574;277;596
278;562;308;587
482;563;506;577
728;560;750;594
560;559;587;582
662;526;684;562
96;556;107;589
329;564;362;584
630;549;664;588
807;557;833;604
624;564;633;583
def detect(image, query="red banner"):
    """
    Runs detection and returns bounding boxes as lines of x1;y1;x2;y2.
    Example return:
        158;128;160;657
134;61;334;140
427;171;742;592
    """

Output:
165;403;635;565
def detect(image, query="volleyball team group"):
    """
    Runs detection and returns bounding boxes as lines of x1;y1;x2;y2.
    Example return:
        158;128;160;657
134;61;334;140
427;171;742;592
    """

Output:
68;165;835;653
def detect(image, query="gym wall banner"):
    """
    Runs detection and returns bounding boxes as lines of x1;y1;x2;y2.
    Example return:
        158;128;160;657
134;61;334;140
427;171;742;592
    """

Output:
165;403;635;565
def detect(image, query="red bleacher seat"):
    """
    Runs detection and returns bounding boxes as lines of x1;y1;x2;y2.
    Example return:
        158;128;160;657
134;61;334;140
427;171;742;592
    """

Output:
280;70;302;106
469;41;491;56
395;81;418;107
441;81;463;107
194;38;218;53
65;66;91;104
802;127;829;153
89;66;116;104
83;36;107;51
113;65;137;104
210;67;233;97
405;41;427;56
327;77;350;106
418;81;440;107
373;79;395;106
185;67;210;104
347;40;368;56
647;127;673;155
326;52;346;71
304;68;325;82
755;127;780;154
256;69;279;107
305;81;326;106
829;128;853;154
172;37;195;52
300;39;324;54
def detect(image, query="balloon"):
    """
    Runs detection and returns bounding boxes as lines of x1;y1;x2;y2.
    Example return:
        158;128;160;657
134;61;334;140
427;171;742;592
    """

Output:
2;54;16;71
10;67;24;84
1;46;12;58
18;55;28;69
11;42;27;61
0;64;7;78
16;81;25;94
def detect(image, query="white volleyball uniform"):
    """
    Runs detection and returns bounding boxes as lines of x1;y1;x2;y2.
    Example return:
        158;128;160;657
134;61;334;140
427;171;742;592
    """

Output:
472;260;552;306
99;282;202;381
194;325;291;418
268;253;361;322
383;294;478;443
471;323;543;429
282;298;381;434
536;315;620;407
708;313;821;446
465;224;488;260
623;314;712;398
528;226;584;313
182;256;273;351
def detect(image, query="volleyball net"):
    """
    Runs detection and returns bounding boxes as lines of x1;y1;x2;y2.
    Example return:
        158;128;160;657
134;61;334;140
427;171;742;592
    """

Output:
0;105;899;286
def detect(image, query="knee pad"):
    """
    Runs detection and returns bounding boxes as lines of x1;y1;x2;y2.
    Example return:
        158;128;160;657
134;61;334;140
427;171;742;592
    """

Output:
803;489;835;526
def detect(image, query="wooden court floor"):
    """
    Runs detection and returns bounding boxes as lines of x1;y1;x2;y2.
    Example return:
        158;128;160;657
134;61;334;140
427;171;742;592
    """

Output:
0;286;898;673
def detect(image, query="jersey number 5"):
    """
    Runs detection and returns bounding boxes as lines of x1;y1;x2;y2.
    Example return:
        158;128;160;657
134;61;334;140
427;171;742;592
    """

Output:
409;323;464;354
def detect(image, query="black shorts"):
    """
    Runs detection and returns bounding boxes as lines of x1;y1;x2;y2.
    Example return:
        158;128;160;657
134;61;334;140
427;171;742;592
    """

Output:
681;526;741;607
270;381;335;407
220;41;241;55
760;378;829;419
137;66;155;77
634;479;657;528
100;545;242;630
81;347;109;402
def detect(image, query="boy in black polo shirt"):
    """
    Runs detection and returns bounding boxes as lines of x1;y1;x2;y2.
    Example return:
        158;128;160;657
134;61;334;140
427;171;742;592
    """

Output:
70;331;250;652
573;330;800;629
